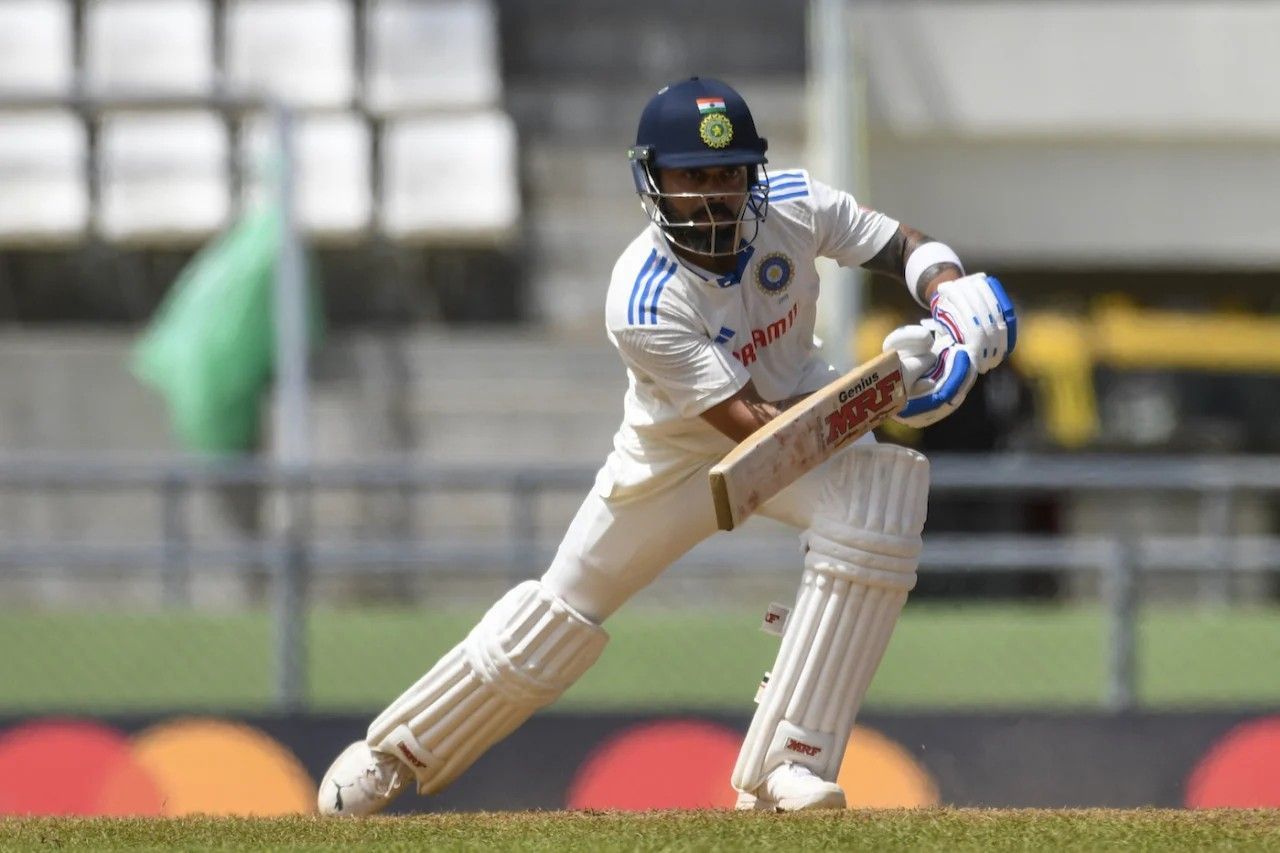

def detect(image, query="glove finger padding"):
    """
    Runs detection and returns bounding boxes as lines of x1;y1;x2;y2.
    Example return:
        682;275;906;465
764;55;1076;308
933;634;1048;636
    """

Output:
931;274;1016;374
986;275;1018;355
881;323;937;390
882;319;976;430
895;339;977;429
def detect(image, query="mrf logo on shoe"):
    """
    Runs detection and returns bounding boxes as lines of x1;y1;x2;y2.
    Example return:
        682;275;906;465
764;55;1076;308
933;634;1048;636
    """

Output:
785;737;822;758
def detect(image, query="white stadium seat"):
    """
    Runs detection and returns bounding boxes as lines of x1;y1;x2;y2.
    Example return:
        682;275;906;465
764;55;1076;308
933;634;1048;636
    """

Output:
0;0;75;96
241;112;373;239
0;111;89;243
226;0;355;108
380;110;520;243
97;111;230;242
364;0;501;113
84;0;215;96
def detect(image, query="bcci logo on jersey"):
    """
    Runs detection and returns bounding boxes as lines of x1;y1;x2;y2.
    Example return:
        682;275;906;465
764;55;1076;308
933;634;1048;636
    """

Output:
756;252;793;295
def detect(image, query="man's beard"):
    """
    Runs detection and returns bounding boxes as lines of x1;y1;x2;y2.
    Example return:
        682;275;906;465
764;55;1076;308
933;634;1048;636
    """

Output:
665;202;741;255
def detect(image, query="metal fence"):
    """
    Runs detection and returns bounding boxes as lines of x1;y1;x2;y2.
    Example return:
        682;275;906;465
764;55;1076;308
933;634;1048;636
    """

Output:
1;453;1278;714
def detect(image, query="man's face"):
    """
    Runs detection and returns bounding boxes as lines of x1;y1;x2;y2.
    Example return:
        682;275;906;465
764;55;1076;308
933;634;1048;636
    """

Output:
655;165;749;255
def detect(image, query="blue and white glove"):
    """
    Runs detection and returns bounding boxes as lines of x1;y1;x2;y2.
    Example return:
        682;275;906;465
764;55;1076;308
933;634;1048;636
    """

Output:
883;320;976;429
884;274;1017;429
928;274;1018;374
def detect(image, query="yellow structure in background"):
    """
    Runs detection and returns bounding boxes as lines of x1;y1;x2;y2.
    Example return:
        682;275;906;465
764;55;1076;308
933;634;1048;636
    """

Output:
856;302;1280;448
1016;312;1098;448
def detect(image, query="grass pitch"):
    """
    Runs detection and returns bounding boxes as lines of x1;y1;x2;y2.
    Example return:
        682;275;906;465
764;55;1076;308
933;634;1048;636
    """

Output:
1;810;1278;852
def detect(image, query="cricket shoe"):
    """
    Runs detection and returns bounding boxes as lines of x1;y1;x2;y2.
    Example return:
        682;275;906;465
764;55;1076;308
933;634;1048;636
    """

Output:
735;762;847;812
318;740;413;816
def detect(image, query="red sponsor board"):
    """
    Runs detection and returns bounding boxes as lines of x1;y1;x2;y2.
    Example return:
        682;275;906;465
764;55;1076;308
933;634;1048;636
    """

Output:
1;712;1279;813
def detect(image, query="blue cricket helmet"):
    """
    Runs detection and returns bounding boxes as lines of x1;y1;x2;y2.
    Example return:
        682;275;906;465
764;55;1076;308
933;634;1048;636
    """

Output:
628;77;771;256
630;77;769;171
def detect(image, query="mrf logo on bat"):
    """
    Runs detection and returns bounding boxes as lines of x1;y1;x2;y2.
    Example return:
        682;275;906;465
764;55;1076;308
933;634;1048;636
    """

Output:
823;369;903;447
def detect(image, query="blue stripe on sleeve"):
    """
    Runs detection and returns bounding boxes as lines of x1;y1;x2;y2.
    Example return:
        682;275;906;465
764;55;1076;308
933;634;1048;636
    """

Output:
627;249;657;325
634;256;666;325
769;189;811;202
767;179;807;193
646;260;676;324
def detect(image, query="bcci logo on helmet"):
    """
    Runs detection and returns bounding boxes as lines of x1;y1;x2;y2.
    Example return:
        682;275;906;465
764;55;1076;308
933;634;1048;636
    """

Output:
699;113;734;149
756;252;793;294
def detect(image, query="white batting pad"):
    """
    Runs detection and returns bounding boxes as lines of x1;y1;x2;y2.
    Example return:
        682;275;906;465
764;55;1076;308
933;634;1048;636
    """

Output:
732;444;929;793
367;580;608;794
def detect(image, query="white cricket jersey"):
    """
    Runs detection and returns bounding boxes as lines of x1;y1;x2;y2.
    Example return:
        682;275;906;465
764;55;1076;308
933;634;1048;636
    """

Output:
598;169;899;501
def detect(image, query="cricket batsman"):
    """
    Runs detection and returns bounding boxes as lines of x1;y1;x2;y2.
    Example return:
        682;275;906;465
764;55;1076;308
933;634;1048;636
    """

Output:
319;77;1016;814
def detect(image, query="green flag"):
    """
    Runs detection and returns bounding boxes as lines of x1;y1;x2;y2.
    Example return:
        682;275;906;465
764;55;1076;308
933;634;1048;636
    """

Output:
133;204;323;454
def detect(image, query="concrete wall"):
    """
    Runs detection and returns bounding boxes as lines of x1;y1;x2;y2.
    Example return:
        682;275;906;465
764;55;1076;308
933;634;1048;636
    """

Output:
856;1;1280;267
0;329;625;581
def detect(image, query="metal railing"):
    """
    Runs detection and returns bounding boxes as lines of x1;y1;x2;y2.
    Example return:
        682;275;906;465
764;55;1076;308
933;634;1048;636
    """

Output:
1;453;1278;711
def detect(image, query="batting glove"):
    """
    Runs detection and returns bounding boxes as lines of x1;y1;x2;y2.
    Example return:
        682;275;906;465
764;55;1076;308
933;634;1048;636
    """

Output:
883;319;978;430
929;274;1017;374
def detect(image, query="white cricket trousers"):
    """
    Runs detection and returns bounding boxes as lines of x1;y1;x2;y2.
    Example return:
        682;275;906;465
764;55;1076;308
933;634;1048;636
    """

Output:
540;447;851;624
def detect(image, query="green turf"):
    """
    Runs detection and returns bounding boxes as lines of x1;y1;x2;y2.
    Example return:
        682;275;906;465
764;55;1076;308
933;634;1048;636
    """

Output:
1;603;1279;712
0;810;1277;852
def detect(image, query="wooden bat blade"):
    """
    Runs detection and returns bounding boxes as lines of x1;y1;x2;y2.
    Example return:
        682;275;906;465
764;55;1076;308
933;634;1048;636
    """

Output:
708;351;907;531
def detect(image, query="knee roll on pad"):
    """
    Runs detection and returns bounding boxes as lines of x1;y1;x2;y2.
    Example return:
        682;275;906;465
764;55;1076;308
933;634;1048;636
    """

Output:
367;580;608;794
732;444;929;793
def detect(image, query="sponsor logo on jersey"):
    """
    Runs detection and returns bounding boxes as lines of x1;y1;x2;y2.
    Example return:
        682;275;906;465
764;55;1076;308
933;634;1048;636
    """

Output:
823;369;903;446
731;302;800;367
785;737;822;757
699;113;733;149
755;252;793;295
713;326;736;345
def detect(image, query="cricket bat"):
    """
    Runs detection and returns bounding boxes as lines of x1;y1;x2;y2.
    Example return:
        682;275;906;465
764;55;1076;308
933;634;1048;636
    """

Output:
709;350;907;531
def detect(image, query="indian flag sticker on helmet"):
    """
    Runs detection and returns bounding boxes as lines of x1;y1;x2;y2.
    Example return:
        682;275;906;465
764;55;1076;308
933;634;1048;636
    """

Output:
699;113;734;149
696;97;727;114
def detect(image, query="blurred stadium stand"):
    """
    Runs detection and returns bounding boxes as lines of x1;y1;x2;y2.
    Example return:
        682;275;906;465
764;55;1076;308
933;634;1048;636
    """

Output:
0;1;76;98
0;0;521;323
98;110;231;241
0;110;89;241
0;1;1276;463
225;0;357;109
0;0;1277;484
366;0;502;112
84;0;216;97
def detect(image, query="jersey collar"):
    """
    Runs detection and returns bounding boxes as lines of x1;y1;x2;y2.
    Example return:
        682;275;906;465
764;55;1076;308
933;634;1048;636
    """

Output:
664;237;756;289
